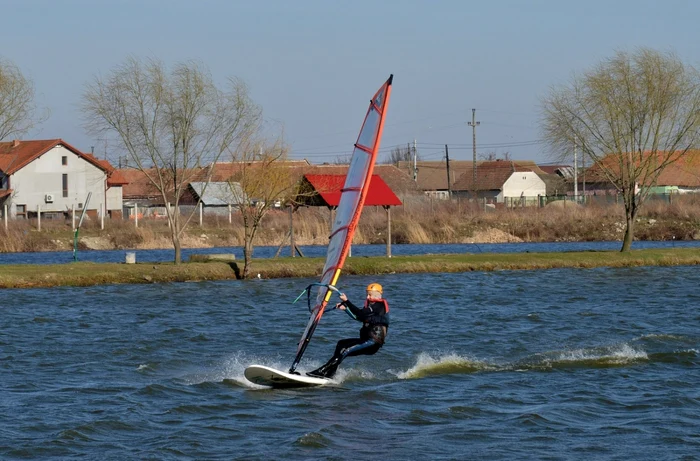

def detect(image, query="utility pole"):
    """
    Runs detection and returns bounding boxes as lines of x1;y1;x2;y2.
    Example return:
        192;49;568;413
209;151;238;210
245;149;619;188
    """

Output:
413;139;417;182
574;142;578;201
468;108;480;197
582;152;586;198
445;144;452;198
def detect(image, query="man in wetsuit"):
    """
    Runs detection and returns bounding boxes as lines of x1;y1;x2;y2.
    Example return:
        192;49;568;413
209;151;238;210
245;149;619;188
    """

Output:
307;283;390;379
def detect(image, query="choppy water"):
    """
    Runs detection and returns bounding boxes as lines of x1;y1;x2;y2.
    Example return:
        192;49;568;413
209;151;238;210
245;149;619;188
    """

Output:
1;266;699;459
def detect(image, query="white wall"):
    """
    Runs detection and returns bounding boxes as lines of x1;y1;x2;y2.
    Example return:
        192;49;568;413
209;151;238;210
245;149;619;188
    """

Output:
498;172;547;202
106;186;123;211
9;145;106;215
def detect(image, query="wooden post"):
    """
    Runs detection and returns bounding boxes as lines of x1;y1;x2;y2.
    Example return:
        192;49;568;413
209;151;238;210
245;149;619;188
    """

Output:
135;203;139;228
101;202;105;230
289;205;295;257
167;202;171;228
37;205;41;231
3;204;7;230
385;206;392;258
328;206;334;234
199;201;203;227
228;204;232;224
72;204;76;231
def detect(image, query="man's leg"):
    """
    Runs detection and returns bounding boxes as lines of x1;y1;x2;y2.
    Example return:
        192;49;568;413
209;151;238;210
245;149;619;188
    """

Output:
307;339;380;378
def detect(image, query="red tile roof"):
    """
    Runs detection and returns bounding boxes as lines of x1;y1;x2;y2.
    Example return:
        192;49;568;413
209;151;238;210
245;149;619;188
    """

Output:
0;139;112;175
82;153;128;186
397;160;546;191
586;150;700;187
303;174;402;207
453;160;544;191
397;160;475;191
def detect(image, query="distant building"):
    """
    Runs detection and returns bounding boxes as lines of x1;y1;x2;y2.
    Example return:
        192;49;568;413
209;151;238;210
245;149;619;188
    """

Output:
584;150;700;196
453;160;547;206
0;139;123;219
396;160;474;199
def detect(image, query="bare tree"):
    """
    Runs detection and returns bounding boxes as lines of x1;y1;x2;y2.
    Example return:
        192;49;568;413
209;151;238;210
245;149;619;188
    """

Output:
0;57;46;141
225;137;301;279
480;151;511;161
385;144;417;164
542;48;700;251
333;153;353;164
83;56;261;263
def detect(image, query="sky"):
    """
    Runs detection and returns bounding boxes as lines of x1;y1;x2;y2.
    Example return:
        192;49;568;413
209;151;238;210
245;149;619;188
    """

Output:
3;0;700;166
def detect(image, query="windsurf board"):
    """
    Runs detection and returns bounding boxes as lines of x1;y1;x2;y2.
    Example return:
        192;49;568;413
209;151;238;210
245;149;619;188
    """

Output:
244;364;330;388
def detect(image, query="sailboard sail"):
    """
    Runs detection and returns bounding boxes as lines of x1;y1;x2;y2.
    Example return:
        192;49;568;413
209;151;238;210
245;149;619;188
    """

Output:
289;74;394;374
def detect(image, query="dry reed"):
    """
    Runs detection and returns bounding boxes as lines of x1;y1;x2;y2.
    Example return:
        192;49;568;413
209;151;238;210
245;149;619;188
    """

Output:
2;195;700;253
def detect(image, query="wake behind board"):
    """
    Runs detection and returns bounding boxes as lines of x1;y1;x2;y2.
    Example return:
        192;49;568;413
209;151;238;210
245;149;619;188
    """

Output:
244;365;329;388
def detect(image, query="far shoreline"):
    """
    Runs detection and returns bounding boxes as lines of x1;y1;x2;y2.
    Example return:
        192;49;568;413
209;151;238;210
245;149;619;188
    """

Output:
1;247;699;289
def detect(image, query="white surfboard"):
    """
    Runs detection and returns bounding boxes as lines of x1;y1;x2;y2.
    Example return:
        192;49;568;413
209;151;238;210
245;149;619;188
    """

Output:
244;364;330;388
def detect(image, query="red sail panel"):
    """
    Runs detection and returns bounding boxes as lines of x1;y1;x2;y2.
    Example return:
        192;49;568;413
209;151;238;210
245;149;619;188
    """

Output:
289;75;393;373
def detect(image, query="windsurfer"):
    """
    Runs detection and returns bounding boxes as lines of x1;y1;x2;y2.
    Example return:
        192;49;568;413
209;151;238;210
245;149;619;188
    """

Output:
307;283;390;379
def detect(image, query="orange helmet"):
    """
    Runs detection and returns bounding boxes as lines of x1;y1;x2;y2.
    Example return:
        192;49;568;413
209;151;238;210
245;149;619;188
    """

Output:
366;283;383;294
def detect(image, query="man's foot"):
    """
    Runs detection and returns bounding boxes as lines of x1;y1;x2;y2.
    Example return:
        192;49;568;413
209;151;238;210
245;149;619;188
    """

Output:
306;356;341;379
306;369;327;378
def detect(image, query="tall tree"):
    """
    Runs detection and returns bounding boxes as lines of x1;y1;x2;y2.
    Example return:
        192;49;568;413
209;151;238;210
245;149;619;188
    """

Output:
225;137;301;279
83;57;261;263
0;57;45;141
542;48;700;251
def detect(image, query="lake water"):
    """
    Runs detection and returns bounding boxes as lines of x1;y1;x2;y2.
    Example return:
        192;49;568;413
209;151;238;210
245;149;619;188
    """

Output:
1;266;698;459
2;239;700;265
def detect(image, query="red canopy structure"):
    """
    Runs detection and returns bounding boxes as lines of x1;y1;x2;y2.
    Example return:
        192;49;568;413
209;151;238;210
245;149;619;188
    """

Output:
290;173;402;257
301;174;402;207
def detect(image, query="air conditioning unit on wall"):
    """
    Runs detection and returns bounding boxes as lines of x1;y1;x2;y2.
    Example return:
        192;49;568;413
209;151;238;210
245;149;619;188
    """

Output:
45;194;54;203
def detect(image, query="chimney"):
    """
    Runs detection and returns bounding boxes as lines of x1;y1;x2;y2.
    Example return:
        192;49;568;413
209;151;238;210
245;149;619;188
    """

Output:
12;139;20;148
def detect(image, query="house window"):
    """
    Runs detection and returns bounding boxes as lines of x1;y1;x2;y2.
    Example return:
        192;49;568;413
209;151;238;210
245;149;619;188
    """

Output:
62;174;68;197
16;204;27;219
62;156;67;166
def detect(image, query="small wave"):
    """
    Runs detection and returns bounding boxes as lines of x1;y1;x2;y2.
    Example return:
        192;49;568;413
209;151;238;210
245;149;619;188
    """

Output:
294;431;331;448
638;333;691;342
135;363;159;376
523;344;648;370
56;428;93;442
188;333;211;342
648;349;698;365
32;317;55;323
397;352;491;379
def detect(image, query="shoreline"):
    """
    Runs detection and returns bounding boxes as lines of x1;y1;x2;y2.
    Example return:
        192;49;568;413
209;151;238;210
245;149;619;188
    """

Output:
2;247;699;289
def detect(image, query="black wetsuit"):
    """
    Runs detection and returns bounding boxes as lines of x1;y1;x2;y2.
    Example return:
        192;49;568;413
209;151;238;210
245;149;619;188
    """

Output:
307;297;390;378
334;298;390;357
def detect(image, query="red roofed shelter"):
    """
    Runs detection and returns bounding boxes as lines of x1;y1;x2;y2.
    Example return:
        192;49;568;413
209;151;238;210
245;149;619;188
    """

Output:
297;174;402;257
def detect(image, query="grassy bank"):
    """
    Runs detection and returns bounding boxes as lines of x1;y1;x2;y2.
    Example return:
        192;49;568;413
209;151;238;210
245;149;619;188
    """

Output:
2;247;700;288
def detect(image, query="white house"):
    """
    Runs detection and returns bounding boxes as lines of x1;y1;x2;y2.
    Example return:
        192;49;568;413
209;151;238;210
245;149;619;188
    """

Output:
500;171;547;203
453;160;547;206
0;139;123;219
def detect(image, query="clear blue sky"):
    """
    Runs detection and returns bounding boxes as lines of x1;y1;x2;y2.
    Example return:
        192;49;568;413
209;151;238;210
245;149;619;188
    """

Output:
3;0;699;165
